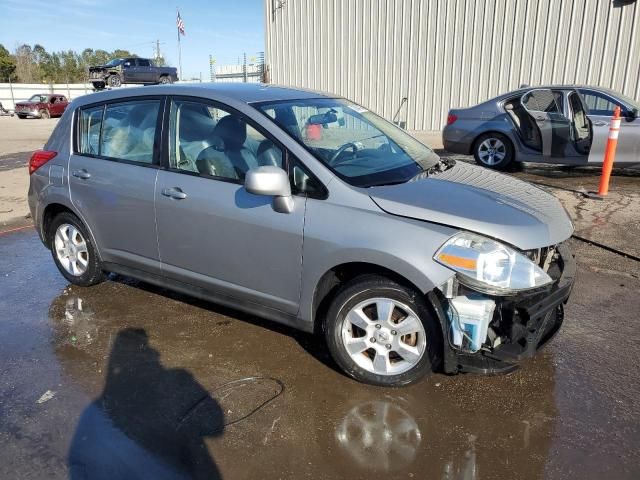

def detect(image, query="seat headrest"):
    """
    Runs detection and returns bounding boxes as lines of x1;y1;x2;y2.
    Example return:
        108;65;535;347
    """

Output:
256;140;281;166
213;115;247;150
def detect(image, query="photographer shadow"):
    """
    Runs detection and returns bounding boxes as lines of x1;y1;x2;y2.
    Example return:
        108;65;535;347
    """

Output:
68;328;223;480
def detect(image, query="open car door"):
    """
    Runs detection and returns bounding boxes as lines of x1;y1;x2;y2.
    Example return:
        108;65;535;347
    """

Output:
520;89;584;163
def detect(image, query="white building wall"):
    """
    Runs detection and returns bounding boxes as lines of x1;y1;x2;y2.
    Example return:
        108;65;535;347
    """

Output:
265;0;640;131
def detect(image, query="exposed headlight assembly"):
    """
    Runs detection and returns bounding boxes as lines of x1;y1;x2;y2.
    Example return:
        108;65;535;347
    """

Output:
434;232;553;295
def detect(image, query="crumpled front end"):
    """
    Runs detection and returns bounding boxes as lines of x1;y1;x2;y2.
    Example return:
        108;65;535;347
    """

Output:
429;243;576;374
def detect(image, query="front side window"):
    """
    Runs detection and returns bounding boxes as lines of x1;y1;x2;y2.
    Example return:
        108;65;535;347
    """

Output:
77;100;160;163
29;94;48;103
168;99;283;182
578;90;626;116
255;98;440;187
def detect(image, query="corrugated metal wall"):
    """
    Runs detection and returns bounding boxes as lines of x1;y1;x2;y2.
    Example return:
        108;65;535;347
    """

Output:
264;0;640;131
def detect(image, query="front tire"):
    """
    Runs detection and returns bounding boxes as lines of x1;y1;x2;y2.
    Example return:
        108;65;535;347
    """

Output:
49;212;106;287
473;133;514;170
324;275;441;386
108;74;122;88
39;109;50;119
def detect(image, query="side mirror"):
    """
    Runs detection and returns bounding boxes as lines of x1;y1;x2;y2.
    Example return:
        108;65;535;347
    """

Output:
244;166;294;214
628;108;639;120
124;62;131;67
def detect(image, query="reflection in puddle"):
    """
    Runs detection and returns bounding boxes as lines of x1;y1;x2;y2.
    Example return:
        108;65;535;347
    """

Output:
57;295;98;348
336;399;422;472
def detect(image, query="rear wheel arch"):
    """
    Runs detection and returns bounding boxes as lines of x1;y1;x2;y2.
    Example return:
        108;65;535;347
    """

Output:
41;203;102;261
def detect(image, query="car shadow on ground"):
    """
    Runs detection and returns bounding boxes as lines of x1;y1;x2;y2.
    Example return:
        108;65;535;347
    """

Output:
113;274;343;376
68;327;224;480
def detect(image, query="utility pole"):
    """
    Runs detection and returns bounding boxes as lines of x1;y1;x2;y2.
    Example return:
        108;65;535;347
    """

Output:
155;39;161;63
243;52;247;83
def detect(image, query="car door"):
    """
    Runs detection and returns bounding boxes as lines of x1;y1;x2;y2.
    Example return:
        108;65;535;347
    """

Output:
154;97;306;315
69;97;163;274
136;58;153;82
122;59;137;83
578;88;640;164
51;96;64;116
520;88;586;163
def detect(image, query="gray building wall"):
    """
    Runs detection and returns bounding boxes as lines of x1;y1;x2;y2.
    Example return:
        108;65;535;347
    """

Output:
264;0;640;131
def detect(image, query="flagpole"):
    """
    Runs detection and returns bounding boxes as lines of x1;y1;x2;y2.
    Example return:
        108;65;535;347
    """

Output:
177;8;182;81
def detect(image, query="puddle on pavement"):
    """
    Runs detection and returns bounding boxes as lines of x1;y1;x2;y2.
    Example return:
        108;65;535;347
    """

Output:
42;281;559;480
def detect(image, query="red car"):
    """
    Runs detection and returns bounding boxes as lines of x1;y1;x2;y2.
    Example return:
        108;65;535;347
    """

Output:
15;94;68;119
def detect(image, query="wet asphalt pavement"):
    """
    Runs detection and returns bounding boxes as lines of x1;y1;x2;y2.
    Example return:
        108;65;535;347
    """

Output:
1;220;639;479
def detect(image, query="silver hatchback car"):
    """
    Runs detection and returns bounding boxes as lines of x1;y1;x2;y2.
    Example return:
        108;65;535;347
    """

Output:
28;84;575;386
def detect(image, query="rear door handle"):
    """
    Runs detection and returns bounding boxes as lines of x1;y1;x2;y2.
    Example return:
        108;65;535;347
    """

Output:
72;169;91;179
161;187;187;200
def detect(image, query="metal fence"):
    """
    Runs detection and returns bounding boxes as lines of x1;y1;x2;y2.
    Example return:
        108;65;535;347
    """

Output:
265;0;640;131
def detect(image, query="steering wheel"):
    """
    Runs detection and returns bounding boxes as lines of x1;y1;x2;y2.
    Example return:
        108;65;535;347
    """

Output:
329;142;359;165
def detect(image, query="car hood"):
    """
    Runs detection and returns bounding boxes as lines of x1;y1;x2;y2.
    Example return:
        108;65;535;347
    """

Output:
15;102;38;106
368;162;573;250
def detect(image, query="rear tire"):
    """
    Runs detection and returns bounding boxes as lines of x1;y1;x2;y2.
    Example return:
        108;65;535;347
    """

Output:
159;75;172;84
473;133;514;170
324;275;442;387
49;212;106;287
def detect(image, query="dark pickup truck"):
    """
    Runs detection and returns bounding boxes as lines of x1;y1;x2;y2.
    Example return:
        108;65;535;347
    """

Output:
89;58;178;90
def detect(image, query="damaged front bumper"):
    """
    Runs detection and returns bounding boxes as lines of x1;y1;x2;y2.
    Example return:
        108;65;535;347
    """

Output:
429;243;576;375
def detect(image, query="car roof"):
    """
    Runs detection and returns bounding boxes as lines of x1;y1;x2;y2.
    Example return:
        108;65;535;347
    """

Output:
493;84;625;101
72;83;336;108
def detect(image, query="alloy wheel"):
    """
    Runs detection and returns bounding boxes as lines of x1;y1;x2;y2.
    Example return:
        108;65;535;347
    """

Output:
54;223;89;276
341;298;427;376
477;137;506;165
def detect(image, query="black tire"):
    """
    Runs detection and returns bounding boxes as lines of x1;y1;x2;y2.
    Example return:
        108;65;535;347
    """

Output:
473;132;514;170
17;115;26;119
108;74;122;88
48;212;106;287
39;109;50;120
159;75;172;84
324;275;442;387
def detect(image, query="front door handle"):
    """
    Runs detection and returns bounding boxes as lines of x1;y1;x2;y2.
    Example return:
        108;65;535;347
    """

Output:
161;187;187;200
72;169;91;179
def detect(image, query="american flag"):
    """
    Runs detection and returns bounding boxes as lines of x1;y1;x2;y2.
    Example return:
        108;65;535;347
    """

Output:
177;11;185;36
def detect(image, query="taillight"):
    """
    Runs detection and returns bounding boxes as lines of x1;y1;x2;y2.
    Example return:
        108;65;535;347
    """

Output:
29;150;57;175
446;113;458;125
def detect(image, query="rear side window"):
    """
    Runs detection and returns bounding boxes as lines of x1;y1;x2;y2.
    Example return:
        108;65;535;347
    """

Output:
77;100;160;164
522;90;561;114
137;59;150;67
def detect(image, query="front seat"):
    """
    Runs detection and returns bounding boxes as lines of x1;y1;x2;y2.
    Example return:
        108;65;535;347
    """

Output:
196;116;258;179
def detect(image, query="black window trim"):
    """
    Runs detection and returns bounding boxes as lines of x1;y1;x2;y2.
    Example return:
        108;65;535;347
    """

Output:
73;95;166;169
160;95;328;199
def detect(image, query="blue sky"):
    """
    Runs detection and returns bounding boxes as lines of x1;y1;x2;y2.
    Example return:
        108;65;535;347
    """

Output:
0;0;264;79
